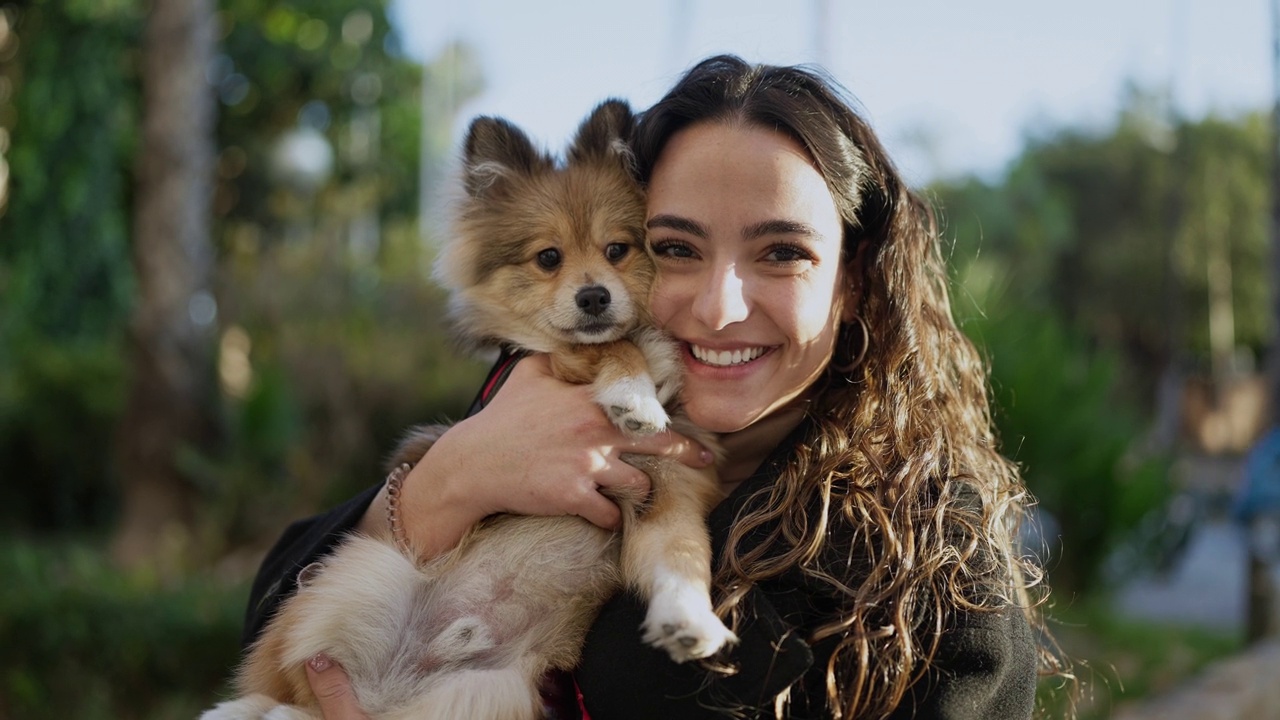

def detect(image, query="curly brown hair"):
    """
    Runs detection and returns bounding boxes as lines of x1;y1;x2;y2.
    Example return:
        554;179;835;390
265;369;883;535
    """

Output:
633;55;1069;719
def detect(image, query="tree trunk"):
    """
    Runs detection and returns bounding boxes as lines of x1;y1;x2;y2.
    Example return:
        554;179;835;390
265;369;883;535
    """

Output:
112;0;216;569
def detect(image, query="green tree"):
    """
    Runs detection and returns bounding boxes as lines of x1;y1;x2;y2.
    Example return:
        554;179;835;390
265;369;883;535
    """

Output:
198;8;488;552
932;90;1270;593
0;0;488;559
937;91;1270;400
960;301;1170;593
112;0;219;568
0;0;140;533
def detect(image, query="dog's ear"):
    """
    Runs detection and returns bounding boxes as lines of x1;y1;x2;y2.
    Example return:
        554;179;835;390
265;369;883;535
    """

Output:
568;99;635;170
462;116;550;198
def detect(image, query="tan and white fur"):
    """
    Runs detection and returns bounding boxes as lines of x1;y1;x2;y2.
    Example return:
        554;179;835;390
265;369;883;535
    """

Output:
202;100;735;720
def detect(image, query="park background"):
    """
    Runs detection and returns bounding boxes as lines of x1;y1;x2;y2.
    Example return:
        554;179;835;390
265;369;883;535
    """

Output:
1;0;1278;717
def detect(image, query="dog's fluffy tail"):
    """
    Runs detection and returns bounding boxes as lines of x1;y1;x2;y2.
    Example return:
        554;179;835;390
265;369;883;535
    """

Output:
394;666;541;720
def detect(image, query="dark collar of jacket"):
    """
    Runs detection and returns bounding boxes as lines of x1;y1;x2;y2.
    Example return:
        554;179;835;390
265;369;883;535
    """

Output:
574;416;820;719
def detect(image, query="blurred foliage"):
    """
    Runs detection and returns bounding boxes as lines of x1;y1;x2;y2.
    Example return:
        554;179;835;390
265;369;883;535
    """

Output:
196;227;488;557
0;0;488;545
0;1;140;533
960;301;1172;593
196;0;490;552
934;90;1269;593
0;338;126;531
1037;597;1244;720
0;538;244;719
211;0;427;228
936;87;1271;405
0;0;138;343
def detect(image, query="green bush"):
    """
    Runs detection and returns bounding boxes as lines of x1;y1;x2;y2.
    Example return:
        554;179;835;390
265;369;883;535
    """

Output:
0;538;247;719
0;337;127;533
963;303;1172;594
0;1;138;537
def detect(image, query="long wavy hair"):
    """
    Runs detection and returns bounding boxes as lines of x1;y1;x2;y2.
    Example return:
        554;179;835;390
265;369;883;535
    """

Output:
633;55;1068;718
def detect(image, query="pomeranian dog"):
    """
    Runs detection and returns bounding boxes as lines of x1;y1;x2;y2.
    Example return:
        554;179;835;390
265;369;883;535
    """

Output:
201;100;736;720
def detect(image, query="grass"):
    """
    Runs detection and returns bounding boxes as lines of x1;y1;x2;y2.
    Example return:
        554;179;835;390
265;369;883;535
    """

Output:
1038;595;1245;719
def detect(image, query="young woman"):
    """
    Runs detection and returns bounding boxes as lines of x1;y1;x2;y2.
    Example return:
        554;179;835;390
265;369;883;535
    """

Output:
246;55;1062;719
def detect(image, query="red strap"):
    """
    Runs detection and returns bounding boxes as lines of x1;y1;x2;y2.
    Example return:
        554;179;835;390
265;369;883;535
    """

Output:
479;352;522;406
575;676;591;720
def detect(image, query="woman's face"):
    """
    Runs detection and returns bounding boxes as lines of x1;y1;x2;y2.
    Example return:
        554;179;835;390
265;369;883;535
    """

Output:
647;121;850;434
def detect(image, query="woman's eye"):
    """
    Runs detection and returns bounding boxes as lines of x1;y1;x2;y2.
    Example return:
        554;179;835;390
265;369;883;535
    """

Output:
764;244;811;263
652;240;696;259
605;243;630;262
536;248;562;270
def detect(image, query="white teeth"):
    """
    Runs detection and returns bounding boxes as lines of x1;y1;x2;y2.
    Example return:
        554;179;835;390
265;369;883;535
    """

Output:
691;344;765;367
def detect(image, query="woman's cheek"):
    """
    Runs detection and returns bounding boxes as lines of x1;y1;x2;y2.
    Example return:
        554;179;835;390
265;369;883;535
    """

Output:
802;276;845;340
649;277;682;329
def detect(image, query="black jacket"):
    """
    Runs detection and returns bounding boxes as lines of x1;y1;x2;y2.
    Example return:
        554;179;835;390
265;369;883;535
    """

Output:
242;358;1037;719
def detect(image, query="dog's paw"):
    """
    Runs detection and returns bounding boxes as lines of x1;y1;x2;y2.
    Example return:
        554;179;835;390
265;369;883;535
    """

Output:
608;395;669;437
200;695;318;720
597;376;669;437
642;585;738;663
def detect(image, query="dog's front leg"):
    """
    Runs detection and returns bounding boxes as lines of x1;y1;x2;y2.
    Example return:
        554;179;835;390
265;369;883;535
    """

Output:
617;456;737;662
551;343;669;437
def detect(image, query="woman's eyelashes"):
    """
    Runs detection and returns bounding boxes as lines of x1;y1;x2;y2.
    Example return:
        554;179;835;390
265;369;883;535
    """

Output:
650;238;698;260
649;235;820;276
762;243;815;264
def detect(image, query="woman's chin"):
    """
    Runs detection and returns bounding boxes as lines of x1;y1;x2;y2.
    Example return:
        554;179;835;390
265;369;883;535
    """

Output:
681;391;812;438
679;400;740;434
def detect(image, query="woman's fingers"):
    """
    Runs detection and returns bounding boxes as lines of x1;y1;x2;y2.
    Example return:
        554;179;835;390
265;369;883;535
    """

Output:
570;485;625;530
306;654;370;720
625;428;715;469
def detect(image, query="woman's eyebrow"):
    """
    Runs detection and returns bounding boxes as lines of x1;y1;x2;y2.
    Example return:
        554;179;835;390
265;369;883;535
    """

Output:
646;214;707;238
743;219;819;240
648;215;819;241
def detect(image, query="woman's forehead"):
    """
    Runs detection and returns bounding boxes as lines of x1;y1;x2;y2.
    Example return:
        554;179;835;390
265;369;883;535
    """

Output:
654;121;817;174
647;122;841;238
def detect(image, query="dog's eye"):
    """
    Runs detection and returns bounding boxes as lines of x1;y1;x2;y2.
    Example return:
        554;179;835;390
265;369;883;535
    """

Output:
605;243;630;262
536;248;562;270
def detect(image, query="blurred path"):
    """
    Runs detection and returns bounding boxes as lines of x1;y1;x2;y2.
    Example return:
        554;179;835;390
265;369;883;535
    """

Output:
1113;518;1248;629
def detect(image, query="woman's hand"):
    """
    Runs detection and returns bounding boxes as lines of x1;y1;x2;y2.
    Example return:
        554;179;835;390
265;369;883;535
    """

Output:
394;354;713;555
305;655;369;720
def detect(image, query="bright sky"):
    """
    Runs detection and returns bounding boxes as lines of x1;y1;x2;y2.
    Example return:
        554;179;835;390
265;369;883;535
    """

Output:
391;0;1272;185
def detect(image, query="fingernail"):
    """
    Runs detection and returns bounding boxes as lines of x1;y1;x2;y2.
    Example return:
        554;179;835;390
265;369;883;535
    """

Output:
699;449;714;466
308;654;331;672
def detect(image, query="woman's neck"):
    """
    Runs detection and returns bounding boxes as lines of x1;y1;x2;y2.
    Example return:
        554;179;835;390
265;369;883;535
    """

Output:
716;403;808;490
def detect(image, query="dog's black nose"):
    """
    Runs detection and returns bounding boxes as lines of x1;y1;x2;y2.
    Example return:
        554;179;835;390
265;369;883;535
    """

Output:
575;285;611;316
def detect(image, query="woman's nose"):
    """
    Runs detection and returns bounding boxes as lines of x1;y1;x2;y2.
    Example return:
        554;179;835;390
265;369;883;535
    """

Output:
692;263;749;330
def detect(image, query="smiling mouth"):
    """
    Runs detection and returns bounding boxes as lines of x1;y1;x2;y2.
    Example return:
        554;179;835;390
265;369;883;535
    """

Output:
689;343;768;367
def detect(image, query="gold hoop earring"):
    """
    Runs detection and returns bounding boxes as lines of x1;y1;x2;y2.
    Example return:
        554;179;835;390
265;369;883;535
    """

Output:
830;316;869;374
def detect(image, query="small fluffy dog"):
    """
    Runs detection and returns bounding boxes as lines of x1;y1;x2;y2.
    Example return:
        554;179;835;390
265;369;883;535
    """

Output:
202;100;735;720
